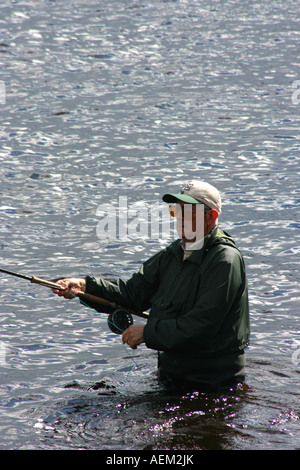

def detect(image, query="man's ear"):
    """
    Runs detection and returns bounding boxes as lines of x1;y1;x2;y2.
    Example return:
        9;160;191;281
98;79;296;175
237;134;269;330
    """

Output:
207;209;219;224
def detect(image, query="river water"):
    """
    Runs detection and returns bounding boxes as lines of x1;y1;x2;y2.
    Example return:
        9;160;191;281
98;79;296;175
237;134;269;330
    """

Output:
0;0;299;451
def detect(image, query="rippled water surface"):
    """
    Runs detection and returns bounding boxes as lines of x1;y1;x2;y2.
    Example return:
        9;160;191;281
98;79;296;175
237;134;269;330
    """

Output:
0;0;299;450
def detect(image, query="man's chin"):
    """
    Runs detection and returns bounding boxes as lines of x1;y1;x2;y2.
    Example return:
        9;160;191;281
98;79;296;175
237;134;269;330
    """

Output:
179;234;197;244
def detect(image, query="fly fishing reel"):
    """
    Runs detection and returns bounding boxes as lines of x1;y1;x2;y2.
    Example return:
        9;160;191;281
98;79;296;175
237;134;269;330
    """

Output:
107;308;133;334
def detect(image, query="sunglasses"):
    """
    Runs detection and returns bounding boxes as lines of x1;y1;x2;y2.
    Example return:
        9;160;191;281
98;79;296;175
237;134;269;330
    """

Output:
169;203;210;217
168;204;193;217
168;205;177;217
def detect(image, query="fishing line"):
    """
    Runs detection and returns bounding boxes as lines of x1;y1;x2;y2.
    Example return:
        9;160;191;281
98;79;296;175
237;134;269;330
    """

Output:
1;267;153;426
0;268;142;396
70;292;140;386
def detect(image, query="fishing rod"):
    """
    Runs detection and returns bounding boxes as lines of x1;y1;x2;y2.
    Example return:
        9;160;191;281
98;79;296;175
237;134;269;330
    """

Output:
0;268;149;334
0;268;64;290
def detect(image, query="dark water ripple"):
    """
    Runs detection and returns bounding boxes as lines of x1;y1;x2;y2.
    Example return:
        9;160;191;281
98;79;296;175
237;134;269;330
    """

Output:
0;0;299;450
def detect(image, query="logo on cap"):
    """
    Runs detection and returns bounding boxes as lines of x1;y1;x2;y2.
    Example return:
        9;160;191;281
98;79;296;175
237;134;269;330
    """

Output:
181;183;193;194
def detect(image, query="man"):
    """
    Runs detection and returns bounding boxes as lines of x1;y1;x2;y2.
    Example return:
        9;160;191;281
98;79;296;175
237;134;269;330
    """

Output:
54;181;250;389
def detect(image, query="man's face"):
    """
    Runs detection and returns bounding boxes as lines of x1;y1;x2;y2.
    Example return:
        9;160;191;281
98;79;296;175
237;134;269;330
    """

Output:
173;202;205;246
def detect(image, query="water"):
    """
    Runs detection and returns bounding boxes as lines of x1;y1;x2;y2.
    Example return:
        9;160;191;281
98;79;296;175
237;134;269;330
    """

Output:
0;0;299;451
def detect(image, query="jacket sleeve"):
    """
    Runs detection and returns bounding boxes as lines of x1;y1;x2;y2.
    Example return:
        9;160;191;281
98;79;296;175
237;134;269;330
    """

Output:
84;249;163;313
143;247;247;352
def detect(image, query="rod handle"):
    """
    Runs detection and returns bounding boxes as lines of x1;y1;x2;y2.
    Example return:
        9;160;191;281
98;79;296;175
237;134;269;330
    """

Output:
75;291;149;319
31;276;63;290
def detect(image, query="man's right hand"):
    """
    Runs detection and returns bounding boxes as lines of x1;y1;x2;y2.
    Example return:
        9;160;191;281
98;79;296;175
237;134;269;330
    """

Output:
52;278;86;299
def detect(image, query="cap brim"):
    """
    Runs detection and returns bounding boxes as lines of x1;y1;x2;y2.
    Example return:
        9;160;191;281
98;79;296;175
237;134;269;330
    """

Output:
162;193;203;204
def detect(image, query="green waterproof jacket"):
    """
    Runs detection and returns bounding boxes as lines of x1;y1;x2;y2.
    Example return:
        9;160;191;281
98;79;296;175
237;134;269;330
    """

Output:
85;227;250;387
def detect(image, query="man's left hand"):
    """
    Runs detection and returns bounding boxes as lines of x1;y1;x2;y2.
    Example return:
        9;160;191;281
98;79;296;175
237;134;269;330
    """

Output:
122;325;145;349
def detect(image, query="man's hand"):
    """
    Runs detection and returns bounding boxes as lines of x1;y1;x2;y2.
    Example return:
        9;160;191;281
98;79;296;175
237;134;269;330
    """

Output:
122;325;145;349
52;278;86;299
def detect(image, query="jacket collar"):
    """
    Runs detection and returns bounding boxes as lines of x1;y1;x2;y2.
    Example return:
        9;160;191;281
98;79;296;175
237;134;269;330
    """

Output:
168;227;236;265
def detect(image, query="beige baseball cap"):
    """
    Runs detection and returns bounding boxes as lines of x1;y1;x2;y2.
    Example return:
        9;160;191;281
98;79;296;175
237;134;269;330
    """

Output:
162;181;222;214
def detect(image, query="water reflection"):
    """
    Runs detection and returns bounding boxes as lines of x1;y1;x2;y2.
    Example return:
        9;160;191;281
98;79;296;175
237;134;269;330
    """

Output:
34;379;250;450
0;0;299;451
